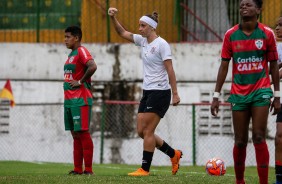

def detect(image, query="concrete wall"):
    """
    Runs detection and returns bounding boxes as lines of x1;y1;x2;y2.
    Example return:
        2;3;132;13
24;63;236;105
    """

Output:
0;42;230;104
1;43;226;81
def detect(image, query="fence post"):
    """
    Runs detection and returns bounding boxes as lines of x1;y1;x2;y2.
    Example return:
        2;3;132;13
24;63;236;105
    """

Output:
174;0;181;42
192;104;196;166
100;102;105;164
106;0;110;43
36;0;40;43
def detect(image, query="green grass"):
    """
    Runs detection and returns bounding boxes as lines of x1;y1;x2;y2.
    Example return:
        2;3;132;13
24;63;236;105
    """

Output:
0;161;276;184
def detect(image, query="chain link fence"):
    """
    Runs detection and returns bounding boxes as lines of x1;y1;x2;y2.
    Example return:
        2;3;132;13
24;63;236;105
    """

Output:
0;100;277;167
0;0;281;43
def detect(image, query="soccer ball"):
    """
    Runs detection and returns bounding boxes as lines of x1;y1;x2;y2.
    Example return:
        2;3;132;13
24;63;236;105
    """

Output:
205;158;226;176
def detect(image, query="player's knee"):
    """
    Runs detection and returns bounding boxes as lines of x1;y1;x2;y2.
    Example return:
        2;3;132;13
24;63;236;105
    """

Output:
235;141;247;148
136;128;144;138
142;128;154;137
234;136;248;147
252;134;265;144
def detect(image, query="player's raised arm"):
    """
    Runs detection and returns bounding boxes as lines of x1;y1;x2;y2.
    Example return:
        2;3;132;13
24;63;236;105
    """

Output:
108;7;134;43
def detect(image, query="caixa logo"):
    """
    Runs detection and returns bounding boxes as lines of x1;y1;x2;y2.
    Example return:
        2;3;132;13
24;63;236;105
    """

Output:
237;62;263;71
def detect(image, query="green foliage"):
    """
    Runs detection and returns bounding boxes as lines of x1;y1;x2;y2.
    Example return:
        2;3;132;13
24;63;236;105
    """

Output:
0;161;276;184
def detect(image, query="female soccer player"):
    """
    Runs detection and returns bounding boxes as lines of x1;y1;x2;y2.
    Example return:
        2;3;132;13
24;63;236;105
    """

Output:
210;0;280;183
108;7;182;176
64;26;97;175
275;15;282;184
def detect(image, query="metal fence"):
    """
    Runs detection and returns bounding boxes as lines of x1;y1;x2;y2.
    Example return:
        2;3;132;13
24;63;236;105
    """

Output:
0;101;277;167
0;0;281;43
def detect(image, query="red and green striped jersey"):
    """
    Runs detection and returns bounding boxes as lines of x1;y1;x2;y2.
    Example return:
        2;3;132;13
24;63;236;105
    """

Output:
64;46;93;107
221;23;278;103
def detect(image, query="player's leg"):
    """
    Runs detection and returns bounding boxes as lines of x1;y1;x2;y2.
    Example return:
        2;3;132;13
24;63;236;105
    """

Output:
129;89;178;176
135;113;182;176
275;105;282;184
251;104;270;184
128;90;151;176
232;104;251;184
70;131;83;174
155;134;182;175
64;107;83;175
72;105;94;175
148;89;182;174
149;89;182;175
128;112;160;176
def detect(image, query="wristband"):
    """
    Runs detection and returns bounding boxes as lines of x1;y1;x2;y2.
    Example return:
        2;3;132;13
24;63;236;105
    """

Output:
78;80;81;85
213;92;220;98
274;91;280;97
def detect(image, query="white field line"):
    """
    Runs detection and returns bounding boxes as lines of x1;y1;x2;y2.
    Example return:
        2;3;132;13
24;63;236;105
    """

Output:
92;165;235;177
31;162;235;177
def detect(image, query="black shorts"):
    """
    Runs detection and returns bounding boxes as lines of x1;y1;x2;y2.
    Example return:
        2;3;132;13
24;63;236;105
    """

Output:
138;89;171;118
276;104;282;123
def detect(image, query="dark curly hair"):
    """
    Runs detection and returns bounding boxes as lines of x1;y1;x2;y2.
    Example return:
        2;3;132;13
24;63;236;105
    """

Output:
65;26;82;41
253;0;263;8
240;0;263;9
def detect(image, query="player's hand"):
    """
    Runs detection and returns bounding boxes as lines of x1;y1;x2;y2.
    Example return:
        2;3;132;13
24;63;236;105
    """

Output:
270;97;281;115
210;99;219;116
68;80;81;88
172;94;180;106
108;7;118;17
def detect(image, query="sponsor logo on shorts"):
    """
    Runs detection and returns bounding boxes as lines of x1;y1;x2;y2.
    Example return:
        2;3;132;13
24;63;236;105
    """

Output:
262;95;270;99
73;116;80;120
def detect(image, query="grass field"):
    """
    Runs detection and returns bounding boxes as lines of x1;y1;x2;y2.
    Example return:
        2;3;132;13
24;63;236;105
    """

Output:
0;161;276;184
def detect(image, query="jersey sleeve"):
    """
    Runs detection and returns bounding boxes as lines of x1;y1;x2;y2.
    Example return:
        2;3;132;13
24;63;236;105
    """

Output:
78;47;93;65
266;29;278;62
221;31;232;61
133;34;143;46
159;40;172;61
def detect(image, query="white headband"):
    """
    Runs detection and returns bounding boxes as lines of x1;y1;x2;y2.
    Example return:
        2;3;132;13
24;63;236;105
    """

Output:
140;16;158;29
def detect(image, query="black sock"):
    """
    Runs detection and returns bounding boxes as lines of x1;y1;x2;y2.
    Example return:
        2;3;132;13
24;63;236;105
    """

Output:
141;151;154;172
158;141;175;158
276;165;282;182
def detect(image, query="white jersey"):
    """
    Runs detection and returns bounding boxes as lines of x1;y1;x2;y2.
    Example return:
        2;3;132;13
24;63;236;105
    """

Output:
133;34;172;90
278;42;282;65
278;42;282;103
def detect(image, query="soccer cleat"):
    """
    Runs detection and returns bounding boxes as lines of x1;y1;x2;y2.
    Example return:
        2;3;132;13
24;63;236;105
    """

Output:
170;150;183;175
236;180;245;184
128;168;149;176
83;170;94;175
68;170;82;175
